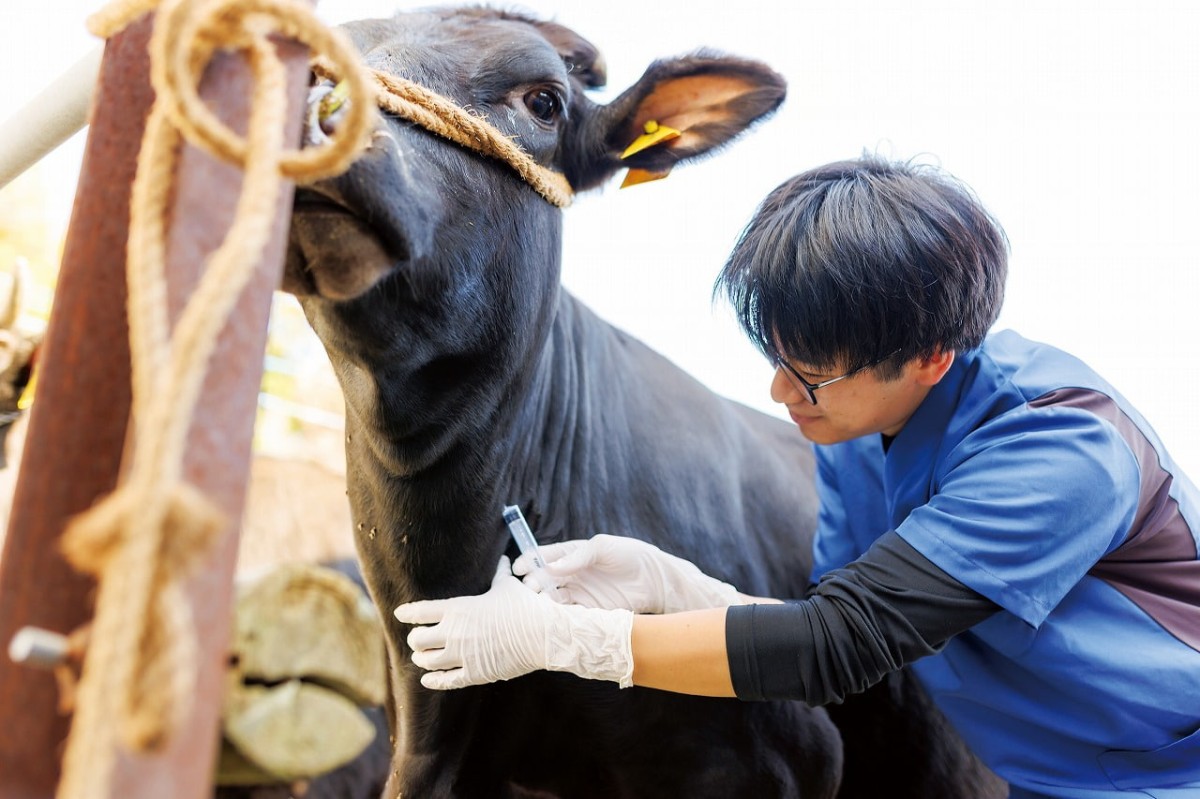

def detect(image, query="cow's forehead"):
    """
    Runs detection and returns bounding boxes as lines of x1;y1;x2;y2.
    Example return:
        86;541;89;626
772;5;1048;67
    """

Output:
342;12;575;104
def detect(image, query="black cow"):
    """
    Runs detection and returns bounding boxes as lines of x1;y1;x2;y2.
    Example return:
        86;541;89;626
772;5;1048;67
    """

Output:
285;7;1002;798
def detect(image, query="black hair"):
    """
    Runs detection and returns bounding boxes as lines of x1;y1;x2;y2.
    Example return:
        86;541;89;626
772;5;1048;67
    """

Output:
715;154;1009;379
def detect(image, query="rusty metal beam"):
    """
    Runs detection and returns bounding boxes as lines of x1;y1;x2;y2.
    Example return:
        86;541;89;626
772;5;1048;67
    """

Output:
0;18;152;797
0;13;310;798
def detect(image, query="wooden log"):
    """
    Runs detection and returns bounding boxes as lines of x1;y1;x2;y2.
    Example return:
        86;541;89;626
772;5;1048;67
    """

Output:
219;681;378;784
217;563;385;785
231;563;386;708
0;12;313;798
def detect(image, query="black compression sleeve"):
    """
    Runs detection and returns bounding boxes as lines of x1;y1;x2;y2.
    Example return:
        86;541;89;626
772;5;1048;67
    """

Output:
725;530;999;704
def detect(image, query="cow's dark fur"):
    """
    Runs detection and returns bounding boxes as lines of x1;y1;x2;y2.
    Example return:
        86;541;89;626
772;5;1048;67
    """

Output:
284;7;1003;798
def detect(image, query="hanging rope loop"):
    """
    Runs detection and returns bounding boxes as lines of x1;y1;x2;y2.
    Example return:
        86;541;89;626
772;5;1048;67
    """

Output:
91;0;376;182
153;0;376;180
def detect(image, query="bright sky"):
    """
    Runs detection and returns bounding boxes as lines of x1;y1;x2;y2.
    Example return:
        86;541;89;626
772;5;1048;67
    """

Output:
3;1;1199;478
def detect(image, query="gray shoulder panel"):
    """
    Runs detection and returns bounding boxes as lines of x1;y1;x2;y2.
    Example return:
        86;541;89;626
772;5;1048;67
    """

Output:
1029;388;1200;651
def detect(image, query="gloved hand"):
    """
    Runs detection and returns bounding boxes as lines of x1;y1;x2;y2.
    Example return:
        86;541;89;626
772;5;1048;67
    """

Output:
393;556;634;691
512;533;743;614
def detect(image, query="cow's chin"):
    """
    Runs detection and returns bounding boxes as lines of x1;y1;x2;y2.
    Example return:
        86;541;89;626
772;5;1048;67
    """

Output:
285;198;405;301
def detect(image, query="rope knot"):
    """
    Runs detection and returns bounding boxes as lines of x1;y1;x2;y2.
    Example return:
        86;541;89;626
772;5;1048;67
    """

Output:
62;481;226;751
62;481;226;579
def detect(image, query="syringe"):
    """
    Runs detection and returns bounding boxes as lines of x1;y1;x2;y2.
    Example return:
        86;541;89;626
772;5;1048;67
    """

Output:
502;505;564;601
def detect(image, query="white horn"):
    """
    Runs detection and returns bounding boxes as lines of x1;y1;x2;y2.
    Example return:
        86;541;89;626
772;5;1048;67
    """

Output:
0;45;102;191
0;258;28;333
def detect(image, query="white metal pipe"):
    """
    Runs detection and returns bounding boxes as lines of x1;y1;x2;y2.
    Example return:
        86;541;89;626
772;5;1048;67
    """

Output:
8;626;69;669
0;45;102;191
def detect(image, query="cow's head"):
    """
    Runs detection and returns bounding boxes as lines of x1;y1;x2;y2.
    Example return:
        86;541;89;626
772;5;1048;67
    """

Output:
284;8;784;463
286;8;785;301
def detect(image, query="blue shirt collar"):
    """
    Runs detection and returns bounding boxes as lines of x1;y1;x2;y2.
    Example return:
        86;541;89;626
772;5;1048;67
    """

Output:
882;348;979;526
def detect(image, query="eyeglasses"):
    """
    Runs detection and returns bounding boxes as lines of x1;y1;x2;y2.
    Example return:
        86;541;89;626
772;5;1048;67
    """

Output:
771;352;899;405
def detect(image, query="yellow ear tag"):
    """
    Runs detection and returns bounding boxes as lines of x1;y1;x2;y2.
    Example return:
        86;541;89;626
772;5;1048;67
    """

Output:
318;80;351;121
620;120;681;160
620;167;672;188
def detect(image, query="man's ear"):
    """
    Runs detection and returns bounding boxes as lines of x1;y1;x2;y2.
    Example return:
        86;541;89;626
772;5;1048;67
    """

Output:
912;349;956;386
562;51;786;192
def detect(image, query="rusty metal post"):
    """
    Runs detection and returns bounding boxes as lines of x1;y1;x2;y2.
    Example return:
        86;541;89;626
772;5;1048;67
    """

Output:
0;13;311;798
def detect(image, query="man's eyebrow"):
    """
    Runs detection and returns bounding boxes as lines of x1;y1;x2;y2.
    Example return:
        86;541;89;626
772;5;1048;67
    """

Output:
783;358;834;381
782;359;830;381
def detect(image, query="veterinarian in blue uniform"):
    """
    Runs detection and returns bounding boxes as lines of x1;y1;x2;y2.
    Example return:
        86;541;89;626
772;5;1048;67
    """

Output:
396;155;1200;798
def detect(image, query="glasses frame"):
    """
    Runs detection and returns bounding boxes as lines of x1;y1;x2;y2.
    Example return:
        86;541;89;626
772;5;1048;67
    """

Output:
772;351;899;405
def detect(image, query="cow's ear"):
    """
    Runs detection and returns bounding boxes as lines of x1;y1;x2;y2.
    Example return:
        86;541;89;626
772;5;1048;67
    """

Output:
532;20;607;89
564;52;786;192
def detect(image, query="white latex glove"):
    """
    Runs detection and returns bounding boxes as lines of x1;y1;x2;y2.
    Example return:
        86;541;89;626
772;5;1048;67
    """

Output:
512;533;743;614
393;556;634;691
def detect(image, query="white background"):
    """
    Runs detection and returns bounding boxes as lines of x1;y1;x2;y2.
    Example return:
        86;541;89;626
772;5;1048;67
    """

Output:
3;1;1198;478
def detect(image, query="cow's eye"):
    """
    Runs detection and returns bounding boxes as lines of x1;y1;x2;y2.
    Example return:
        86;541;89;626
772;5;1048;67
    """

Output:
524;89;563;124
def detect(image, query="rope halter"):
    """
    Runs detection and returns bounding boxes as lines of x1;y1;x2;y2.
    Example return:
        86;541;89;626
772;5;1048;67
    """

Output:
310;56;574;208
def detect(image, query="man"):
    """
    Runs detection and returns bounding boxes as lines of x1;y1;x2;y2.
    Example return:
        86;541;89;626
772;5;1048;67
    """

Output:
395;155;1200;798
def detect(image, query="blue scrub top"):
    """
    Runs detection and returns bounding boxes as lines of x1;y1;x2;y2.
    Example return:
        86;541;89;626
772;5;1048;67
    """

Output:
812;330;1200;798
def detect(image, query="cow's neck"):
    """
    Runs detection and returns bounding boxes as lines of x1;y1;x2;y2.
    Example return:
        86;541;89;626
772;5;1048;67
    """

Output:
321;257;566;599
331;286;627;602
495;293;626;535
